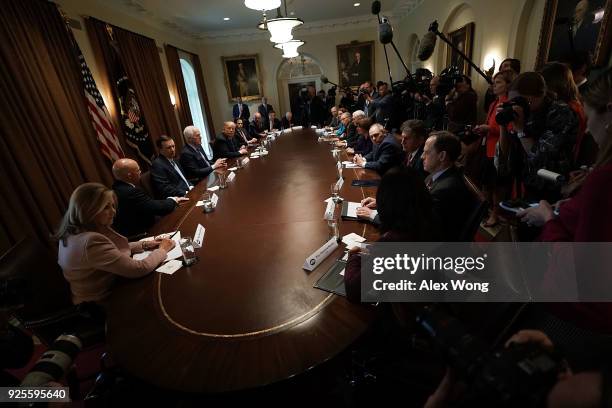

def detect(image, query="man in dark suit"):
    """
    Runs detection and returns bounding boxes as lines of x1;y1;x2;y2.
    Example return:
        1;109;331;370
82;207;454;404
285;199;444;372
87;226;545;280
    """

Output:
400;119;428;179
267;111;282;131
213;121;248;159
356;131;471;241
232;97;250;122
368;82;394;126
353;123;403;175
151;135;193;199
112;158;186;237
422;131;472;241
249;112;266;138
179;126;226;182
281;111;294;129
257;97;274;129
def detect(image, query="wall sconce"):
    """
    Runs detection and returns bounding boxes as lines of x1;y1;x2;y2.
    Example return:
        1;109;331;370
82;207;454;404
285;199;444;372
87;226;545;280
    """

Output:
169;93;176;107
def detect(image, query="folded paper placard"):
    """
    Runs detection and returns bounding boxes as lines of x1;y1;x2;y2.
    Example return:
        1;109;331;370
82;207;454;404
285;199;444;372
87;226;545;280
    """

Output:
303;238;339;271
211;193;219;207
227;172;236;182
193;224;205;249
324;199;335;221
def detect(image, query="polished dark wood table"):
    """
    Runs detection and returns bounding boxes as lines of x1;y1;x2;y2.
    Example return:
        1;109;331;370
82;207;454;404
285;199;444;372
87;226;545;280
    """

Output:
106;129;381;392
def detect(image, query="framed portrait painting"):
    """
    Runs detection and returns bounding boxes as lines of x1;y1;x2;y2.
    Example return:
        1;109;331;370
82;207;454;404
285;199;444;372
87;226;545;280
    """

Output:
337;41;375;89
221;54;263;102
444;23;475;76
536;0;612;68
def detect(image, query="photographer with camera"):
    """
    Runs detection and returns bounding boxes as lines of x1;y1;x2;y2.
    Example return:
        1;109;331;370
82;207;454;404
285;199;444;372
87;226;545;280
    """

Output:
445;75;478;134
424;326;609;408
367;81;394;127
415;75;445;131
357;81;377;115
497;72;578;202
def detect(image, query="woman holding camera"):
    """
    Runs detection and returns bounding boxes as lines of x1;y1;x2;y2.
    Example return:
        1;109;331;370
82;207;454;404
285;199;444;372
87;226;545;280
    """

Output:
56;183;175;305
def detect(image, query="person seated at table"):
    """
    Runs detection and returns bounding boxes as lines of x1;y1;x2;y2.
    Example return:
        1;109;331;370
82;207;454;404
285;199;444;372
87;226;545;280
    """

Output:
336;110;365;148
213;121;248;159
56;182;175;305
344;167;439;303
328;106;340;128
249;112;266;138
179;125;227;182
347;117;373;156
268;111;282;132
353;123;404;175
151;135;192;199
359;131;471;241
400;119;427;179
281;111;294;129
332;112;352;139
234;118;258;146
112;158;186;238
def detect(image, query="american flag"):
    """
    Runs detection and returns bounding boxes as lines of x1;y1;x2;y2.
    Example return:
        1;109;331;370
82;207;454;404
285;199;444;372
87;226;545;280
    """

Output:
77;49;124;162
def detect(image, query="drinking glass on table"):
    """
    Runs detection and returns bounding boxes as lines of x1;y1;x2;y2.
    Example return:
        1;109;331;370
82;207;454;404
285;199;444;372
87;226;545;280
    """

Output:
201;191;214;213
180;237;197;266
218;172;228;189
328;218;340;242
331;183;342;204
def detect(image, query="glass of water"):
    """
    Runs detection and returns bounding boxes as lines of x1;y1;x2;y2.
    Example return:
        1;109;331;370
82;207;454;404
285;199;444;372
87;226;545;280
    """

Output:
218;172;228;189
180;237;197;266
331;183;341;203
201;192;214;213
328;219;340;242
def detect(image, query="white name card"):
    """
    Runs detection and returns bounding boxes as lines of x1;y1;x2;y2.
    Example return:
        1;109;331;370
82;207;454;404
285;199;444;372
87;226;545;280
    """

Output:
227;171;236;182
242;157;250;165
324;199;335;221
207;186;219;192
193;224;205;249
303;238;339;271
211;193;219;207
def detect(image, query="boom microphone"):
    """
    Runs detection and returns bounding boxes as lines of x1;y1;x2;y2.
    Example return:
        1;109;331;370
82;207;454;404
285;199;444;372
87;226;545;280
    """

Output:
418;31;437;61
371;0;381;15
378;17;393;44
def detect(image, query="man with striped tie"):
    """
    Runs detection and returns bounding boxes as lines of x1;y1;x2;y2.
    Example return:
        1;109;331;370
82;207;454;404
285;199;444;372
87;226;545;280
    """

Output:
179;126;227;182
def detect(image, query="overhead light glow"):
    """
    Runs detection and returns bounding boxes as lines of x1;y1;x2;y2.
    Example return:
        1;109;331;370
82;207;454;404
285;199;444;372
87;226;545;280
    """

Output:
354;2;361;6
244;0;281;11
258;17;303;43
223;17;230;21
274;39;304;58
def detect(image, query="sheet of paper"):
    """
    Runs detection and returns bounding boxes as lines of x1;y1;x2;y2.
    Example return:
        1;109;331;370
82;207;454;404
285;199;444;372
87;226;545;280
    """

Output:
250;154;260;158
164;231;182;261
343;232;366;243
139;231;176;242
207;186;219;192
345;202;361;218
341;252;349;261
339;268;345;276
227;167;238;171
156;259;183;275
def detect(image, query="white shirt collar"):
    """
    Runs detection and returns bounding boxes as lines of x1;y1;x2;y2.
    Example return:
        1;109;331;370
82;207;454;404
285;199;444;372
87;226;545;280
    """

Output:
431;166;450;182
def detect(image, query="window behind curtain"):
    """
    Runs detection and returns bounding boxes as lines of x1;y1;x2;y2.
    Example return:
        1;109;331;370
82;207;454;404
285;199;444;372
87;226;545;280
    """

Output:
179;57;213;159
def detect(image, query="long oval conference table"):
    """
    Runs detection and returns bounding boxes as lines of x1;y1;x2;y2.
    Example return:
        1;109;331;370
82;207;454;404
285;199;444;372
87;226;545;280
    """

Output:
106;128;382;393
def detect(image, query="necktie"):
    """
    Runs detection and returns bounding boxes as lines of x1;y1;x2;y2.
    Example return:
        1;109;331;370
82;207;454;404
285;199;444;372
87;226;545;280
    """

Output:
196;146;210;166
170;160;191;190
425;175;434;191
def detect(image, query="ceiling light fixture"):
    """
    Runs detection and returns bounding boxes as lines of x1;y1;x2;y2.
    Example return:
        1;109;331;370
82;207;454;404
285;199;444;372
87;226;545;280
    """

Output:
244;0;281;11
258;17;303;43
354;2;361;6
274;39;304;58
223;17;230;21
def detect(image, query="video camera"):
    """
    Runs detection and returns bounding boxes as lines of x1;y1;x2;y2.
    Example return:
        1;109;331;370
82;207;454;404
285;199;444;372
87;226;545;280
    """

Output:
417;305;564;407
436;66;464;98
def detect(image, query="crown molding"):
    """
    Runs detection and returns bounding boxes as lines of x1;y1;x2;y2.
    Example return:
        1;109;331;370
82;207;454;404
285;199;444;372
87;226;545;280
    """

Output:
109;0;423;44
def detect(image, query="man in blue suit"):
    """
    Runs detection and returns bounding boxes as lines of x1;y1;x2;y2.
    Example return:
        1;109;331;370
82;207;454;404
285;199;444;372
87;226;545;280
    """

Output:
232;97;250;122
179;126;226;182
151;135;193;199
353;123;403;175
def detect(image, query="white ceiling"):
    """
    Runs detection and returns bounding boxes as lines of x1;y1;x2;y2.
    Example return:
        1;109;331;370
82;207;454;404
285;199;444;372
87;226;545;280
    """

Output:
102;0;422;40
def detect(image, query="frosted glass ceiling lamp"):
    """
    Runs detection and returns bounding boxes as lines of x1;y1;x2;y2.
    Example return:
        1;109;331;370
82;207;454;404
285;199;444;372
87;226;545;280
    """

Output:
244;0;281;11
275;40;304;58
258;17;303;43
